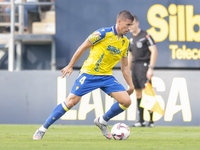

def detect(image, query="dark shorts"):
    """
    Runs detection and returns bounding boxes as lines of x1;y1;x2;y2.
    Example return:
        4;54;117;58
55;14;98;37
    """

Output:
71;73;126;96
131;61;151;89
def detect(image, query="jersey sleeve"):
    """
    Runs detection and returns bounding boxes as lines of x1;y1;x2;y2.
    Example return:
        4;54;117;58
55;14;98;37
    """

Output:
88;28;106;45
122;40;130;57
146;33;156;47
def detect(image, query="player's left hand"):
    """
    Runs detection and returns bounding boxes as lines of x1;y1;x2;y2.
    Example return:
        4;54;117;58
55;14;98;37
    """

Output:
126;87;134;95
147;68;153;80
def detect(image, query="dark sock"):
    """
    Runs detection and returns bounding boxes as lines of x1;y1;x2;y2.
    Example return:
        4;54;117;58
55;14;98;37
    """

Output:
137;98;144;123
149;110;153;123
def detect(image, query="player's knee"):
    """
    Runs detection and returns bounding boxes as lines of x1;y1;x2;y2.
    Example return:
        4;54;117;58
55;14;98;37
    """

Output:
66;100;76;108
127;98;132;107
123;98;132;108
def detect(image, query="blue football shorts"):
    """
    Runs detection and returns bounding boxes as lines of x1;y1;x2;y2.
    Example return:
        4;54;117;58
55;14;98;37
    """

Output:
71;73;126;96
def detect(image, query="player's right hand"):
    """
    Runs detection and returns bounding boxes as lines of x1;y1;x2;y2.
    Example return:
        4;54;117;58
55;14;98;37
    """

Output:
61;65;73;78
126;86;134;95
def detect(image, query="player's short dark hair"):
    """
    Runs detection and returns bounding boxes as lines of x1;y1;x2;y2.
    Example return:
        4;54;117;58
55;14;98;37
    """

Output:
132;15;139;22
117;10;134;22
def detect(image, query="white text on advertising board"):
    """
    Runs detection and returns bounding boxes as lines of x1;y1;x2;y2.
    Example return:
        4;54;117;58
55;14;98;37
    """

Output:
147;4;200;60
57;77;192;122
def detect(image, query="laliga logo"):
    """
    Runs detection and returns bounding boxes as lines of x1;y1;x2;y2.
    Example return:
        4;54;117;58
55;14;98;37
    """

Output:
147;4;200;42
57;76;192;122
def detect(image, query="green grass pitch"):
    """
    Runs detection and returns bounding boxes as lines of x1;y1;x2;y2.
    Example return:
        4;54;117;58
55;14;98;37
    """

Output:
0;125;199;150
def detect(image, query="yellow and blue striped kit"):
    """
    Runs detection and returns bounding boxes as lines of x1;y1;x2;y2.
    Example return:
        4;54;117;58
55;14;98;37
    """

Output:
81;25;130;75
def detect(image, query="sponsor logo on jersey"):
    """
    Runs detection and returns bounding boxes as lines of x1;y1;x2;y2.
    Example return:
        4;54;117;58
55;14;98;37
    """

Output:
136;41;143;48
89;31;101;44
107;45;122;55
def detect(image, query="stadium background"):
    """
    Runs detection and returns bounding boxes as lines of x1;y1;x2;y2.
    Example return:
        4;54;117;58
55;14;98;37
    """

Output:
0;0;199;126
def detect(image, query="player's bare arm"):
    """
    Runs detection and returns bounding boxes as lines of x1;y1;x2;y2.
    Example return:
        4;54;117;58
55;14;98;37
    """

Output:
146;45;158;80
61;39;93;78
120;57;134;95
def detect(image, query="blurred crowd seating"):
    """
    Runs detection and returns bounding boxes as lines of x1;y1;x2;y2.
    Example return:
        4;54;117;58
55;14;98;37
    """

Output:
0;0;55;34
32;6;55;34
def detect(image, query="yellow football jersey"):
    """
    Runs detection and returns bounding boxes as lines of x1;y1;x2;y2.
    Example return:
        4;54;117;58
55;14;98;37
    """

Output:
80;25;130;75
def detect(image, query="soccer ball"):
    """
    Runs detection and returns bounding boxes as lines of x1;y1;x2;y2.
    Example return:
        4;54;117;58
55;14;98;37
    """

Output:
111;123;130;140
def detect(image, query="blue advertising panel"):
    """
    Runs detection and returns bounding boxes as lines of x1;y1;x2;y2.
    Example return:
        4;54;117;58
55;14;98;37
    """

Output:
55;0;200;68
0;70;199;126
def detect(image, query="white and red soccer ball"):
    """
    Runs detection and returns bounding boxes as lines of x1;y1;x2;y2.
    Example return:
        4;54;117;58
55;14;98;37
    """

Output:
111;123;130;140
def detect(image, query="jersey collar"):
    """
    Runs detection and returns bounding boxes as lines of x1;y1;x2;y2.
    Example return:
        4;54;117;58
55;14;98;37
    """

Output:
112;25;124;39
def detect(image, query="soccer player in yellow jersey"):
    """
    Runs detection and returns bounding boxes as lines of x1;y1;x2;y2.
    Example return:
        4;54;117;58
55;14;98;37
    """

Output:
33;10;134;140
